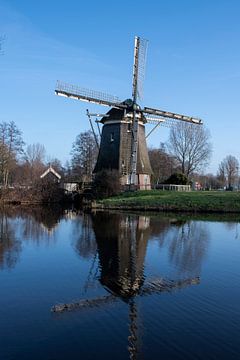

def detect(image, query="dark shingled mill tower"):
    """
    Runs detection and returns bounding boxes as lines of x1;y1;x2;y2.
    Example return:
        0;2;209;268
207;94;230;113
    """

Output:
55;36;203;189
93;105;152;188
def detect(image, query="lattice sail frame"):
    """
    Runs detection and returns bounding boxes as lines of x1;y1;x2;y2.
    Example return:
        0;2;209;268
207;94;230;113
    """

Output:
132;37;148;102
55;80;124;108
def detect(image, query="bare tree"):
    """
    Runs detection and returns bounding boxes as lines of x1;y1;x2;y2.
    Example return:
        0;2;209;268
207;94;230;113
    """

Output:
24;143;46;183
219;155;239;189
0;121;24;187
48;158;63;175
64;160;72;178
196;173;222;190
148;143;177;184
217;161;226;188
26;143;46;164
71;130;98;181
168;122;212;178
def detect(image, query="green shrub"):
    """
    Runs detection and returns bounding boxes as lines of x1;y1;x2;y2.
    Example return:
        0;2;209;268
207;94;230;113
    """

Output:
164;173;188;185
93;170;121;199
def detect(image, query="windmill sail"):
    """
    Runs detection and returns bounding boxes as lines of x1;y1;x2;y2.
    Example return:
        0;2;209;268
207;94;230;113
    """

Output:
143;106;202;124
130;37;148;186
132;37;148;102
51;277;199;312
55;81;125;108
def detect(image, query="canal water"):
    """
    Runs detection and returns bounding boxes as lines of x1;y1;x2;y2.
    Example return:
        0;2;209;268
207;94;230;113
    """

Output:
0;207;240;360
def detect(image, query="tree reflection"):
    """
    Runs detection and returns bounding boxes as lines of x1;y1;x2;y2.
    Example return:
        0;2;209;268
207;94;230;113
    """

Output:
20;206;65;243
0;212;21;269
169;221;209;275
155;219;210;275
0;206;65;269
73;213;97;259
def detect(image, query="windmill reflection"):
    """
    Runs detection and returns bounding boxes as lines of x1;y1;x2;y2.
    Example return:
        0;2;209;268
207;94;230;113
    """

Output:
55;212;207;359
92;212;150;298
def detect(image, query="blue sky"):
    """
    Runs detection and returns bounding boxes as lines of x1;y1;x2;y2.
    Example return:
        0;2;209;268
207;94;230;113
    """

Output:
0;0;240;173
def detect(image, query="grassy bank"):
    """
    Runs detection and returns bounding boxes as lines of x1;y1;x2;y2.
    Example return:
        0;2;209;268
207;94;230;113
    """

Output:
96;190;240;213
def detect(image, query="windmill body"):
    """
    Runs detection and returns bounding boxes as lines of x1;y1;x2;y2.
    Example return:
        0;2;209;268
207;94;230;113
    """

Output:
94;105;152;189
55;36;202;189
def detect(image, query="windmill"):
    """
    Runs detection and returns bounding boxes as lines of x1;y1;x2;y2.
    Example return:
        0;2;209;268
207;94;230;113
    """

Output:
55;36;202;189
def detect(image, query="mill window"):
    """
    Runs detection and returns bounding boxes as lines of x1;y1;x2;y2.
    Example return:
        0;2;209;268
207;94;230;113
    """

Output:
110;132;114;142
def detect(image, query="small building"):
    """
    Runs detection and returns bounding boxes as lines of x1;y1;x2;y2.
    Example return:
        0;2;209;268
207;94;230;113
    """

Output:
40;166;61;183
62;182;79;193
